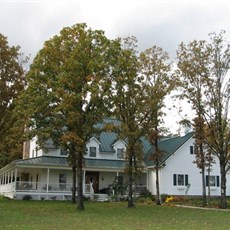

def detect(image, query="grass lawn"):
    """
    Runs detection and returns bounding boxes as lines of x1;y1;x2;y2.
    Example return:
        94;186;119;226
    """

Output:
0;200;230;230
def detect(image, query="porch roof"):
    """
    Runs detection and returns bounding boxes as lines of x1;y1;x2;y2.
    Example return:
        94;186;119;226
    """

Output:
13;156;128;170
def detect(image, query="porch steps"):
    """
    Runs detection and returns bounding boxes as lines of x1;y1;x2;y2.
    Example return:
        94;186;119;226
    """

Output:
96;193;109;202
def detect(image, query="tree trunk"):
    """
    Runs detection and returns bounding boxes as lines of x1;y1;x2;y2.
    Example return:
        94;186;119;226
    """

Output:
220;157;227;209
155;158;161;205
77;153;84;210
201;166;206;207
200;144;207;207
72;165;76;203
127;152;135;208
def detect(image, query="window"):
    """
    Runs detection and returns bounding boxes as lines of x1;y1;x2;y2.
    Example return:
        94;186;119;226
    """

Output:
59;173;67;190
60;148;68;156
89;147;96;157
190;146;194;154
117;148;124;159
206;175;220;187
173;174;188;186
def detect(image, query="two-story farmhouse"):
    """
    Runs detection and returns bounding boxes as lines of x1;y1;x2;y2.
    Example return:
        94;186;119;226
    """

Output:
0;118;228;200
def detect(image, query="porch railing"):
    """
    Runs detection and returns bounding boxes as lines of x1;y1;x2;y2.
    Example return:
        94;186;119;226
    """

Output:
0;181;147;195
15;181;73;192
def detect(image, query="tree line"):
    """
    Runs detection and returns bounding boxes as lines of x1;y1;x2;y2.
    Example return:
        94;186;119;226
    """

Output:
0;24;229;209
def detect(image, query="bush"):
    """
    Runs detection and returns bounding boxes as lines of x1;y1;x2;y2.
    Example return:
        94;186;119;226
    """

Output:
161;194;168;202
136;197;153;204
0;195;11;201
139;188;154;200
22;195;32;200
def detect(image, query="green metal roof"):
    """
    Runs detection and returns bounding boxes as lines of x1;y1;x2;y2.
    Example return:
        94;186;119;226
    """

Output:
99;131;118;153
14;156;127;170
144;132;193;167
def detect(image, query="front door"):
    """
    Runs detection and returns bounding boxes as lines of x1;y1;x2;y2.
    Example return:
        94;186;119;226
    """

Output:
85;172;99;193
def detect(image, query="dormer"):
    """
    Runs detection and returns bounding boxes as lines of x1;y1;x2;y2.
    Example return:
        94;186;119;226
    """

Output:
112;140;127;159
86;136;101;158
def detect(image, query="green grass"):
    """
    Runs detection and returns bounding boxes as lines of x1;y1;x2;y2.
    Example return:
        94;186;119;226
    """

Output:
0;200;230;230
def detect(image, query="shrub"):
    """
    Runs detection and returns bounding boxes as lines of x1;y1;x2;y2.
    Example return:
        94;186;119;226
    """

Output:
0;195;11;201
22;195;32;200
161;194;168;202
139;188;154;200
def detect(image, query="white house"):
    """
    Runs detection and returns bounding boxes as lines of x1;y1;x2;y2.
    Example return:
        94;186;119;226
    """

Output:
146;133;228;197
0;119;228;200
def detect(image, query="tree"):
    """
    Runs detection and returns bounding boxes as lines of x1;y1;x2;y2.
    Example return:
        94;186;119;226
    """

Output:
176;31;230;208
0;33;26;168
205;31;230;209
20;24;113;210
176;39;211;206
109;36;144;208
139;46;173;205
110;38;172;207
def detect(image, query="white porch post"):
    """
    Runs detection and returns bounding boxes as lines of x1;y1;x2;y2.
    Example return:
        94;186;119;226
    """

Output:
46;168;50;193
146;171;149;190
116;171;119;177
83;170;86;194
14;167;18;192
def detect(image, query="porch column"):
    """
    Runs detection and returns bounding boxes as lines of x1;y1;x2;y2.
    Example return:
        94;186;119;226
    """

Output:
116;171;119;177
46;168;50;193
83;170;86;194
146;171;149;190
14;167;18;191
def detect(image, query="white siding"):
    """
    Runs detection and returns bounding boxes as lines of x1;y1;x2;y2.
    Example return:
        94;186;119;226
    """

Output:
148;137;222;196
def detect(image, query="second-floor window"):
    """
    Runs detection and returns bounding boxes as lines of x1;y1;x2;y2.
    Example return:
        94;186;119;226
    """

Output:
60;149;68;156
89;147;96;157
117;148;124;159
190;146;194;154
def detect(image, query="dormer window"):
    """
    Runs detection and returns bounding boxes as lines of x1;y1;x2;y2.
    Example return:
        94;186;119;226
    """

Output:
60;149;68;156
89;147;96;157
117;148;124;159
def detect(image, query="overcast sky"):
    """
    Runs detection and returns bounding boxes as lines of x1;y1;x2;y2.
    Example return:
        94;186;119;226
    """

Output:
0;0;229;133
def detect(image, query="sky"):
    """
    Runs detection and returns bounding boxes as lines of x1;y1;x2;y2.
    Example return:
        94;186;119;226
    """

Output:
0;0;229;133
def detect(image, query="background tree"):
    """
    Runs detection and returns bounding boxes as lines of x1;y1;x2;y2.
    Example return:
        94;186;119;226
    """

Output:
205;31;230;209
139;46;173;205
20;23;113;210
109;36;144;208
0;33;26;168
176;31;230;209
176;39;211;206
110;38;172;207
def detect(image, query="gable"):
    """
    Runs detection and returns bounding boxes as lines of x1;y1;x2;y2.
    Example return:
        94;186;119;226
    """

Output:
144;132;194;167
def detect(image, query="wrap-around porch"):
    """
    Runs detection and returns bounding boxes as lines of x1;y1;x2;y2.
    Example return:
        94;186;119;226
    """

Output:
0;157;148;200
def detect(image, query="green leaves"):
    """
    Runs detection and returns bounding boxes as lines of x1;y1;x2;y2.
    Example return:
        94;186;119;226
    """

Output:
22;24;113;149
0;33;27;167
